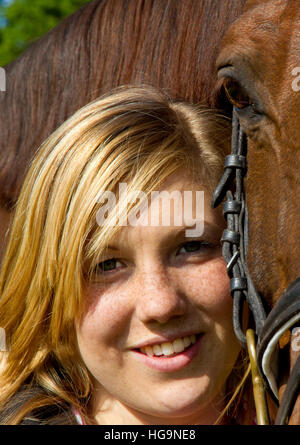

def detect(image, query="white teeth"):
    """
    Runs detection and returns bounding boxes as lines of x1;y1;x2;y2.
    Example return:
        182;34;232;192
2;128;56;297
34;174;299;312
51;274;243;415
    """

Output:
140;334;197;357
161;342;174;356
173;338;185;353
183;336;191;348
153;344;163;356
145;346;154;356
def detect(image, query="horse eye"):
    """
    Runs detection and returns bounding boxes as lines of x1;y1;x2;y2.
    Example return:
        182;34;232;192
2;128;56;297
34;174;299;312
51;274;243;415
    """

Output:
223;78;252;109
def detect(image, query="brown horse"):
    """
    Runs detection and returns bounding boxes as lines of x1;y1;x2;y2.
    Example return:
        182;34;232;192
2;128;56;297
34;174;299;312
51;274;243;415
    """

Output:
0;0;247;264
216;0;300;424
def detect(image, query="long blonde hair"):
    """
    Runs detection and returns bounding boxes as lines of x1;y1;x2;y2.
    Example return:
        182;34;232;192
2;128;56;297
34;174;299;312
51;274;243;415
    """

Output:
0;86;234;424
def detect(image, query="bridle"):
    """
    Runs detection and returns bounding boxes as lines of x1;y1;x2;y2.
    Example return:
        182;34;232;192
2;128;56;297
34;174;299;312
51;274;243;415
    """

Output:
212;109;300;425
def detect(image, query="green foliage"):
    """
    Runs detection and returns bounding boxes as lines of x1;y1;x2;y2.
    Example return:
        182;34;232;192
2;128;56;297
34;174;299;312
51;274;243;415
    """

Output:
0;0;92;66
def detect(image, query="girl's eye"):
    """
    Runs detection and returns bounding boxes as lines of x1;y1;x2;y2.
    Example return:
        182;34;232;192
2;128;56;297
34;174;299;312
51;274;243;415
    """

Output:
177;240;211;255
223;78;252;110
96;258;122;273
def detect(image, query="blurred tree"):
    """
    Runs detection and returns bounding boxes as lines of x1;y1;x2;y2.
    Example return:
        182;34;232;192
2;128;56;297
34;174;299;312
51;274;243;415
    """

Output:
0;0;91;65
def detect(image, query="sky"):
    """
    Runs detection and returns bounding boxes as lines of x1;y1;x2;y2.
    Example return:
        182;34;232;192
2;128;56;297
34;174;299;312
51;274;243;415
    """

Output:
0;0;13;28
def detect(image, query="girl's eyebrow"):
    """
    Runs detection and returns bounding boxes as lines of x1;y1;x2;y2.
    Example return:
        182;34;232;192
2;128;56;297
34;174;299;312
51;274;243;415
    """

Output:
172;221;222;241
103;221;222;252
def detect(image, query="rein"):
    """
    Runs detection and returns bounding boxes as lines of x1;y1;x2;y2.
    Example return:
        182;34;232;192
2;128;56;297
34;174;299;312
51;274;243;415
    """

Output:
211;109;300;425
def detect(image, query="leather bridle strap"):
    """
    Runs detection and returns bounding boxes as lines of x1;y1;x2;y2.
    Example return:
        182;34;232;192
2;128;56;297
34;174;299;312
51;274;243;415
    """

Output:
211;110;266;346
256;277;300;424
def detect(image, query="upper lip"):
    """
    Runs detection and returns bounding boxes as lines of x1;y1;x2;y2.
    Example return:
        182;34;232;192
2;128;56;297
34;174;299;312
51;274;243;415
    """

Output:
130;331;203;350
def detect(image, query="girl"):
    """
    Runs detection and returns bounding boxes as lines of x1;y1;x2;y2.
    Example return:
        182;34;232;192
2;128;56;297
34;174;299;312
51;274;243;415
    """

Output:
0;87;252;424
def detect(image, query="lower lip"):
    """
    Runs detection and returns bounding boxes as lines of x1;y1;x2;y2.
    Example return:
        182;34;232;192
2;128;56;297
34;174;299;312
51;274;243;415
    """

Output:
132;335;203;372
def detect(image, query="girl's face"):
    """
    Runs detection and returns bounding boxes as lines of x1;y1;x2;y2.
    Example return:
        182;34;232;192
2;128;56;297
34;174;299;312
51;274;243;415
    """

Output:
75;171;240;425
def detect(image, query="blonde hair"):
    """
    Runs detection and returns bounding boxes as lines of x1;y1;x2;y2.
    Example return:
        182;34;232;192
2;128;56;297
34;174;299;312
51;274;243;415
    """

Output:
0;86;234;424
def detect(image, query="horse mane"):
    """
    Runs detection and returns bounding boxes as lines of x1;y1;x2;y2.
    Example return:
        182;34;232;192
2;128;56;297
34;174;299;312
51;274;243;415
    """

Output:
0;0;247;209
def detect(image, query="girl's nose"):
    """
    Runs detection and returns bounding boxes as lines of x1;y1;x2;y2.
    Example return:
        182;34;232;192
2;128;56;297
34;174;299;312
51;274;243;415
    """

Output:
135;268;187;325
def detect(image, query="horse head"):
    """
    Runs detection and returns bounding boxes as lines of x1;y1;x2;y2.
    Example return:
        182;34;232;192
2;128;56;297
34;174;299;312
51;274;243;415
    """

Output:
215;0;300;424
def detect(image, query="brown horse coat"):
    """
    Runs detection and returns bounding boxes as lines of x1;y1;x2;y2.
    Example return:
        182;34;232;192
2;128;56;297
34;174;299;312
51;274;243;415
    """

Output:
216;0;300;424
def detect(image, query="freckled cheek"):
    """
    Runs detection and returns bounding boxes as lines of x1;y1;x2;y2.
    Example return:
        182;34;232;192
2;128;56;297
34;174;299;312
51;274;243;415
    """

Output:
177;259;232;313
76;287;134;351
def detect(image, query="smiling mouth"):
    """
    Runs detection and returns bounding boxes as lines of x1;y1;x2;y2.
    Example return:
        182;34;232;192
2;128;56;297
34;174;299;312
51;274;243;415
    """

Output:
137;334;200;358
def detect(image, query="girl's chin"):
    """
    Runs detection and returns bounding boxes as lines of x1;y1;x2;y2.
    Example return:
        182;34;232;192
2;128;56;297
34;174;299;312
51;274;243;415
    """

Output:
132;388;211;419
122;398;219;425
91;373;224;423
93;384;224;424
